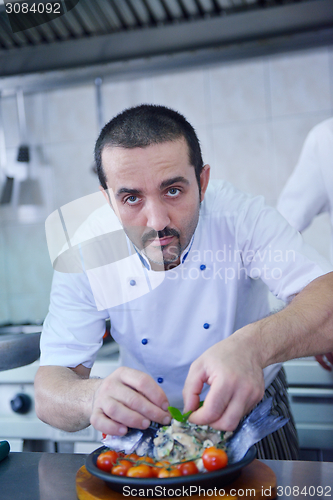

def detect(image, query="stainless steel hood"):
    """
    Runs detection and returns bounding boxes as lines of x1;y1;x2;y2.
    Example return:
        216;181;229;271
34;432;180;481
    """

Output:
0;0;332;82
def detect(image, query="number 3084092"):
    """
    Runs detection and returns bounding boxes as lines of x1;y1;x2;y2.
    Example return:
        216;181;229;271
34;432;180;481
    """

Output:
277;485;331;497
5;3;61;14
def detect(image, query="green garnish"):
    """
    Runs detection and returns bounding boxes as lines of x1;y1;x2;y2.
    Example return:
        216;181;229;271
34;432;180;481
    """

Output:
168;401;204;423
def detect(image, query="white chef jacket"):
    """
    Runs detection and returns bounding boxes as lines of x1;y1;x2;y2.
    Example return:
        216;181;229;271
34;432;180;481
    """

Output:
40;180;332;409
277;118;333;262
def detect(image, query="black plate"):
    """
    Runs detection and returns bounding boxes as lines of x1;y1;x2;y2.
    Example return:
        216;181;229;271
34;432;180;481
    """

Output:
86;445;256;497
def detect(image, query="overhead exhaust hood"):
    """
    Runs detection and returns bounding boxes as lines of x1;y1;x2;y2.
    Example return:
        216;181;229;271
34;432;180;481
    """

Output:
0;0;332;82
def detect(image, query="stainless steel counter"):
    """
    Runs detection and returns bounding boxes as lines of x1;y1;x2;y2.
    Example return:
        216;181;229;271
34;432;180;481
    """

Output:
1;452;333;500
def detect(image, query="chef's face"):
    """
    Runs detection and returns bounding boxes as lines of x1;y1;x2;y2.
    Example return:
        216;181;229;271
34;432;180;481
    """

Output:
101;138;210;270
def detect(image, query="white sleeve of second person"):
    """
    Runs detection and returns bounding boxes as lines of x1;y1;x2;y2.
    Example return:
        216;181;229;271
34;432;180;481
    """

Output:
277;124;330;232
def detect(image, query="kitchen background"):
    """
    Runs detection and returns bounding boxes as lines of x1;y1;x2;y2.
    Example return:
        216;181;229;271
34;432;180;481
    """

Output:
0;0;333;458
0;44;332;323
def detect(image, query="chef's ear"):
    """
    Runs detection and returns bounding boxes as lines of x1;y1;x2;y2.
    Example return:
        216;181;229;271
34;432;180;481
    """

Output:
200;164;210;202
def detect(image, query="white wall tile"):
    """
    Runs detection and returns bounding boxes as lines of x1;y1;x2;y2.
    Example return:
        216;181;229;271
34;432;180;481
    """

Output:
44;84;97;144
269;48;331;117
151;69;207;127
0;295;9;323
211;121;275;200
44;140;99;208
1;95;20;149
4;223;53;296
196;126;214;168
24;92;47;146
271;112;332;200
103;77;153;125
209;58;267;124
8;293;50;323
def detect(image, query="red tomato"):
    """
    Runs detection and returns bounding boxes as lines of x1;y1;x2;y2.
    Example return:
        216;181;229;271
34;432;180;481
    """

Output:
152;460;170;477
96;450;119;472
111;459;132;476
177;461;199;476
157;467;182;478
125;453;139;461
137;456;155;465
127;464;154;478
202;447;228;471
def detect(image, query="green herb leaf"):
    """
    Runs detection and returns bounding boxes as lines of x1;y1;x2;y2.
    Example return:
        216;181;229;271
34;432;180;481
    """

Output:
168;407;184;422
168;401;204;423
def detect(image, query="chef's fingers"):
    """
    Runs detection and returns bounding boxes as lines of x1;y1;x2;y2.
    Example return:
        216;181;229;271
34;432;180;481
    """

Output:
315;354;333;371
104;382;171;426
91;367;170;432
186;371;246;431
91;395;165;436
182;362;205;414
199;379;263;431
90;406;129;436
114;366;170;414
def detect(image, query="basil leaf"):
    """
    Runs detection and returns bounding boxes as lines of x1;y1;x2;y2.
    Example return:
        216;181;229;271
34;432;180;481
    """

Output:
168;407;184;422
168;401;204;423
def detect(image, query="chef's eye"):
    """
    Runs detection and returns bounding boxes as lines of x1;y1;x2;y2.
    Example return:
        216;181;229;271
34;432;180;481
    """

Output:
125;195;139;205
167;187;180;197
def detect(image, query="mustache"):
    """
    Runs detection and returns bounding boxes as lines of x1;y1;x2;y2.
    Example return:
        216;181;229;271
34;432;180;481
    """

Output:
142;227;180;246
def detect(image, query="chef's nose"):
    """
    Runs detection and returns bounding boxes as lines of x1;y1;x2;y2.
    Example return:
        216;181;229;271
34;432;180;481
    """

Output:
145;199;170;232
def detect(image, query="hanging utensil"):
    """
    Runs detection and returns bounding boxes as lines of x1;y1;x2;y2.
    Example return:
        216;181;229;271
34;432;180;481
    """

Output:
0;93;14;205
16;89;43;206
91;77;105;175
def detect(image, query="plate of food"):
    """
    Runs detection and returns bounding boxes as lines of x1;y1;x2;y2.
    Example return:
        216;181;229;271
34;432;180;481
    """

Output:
86;444;256;496
86;398;287;496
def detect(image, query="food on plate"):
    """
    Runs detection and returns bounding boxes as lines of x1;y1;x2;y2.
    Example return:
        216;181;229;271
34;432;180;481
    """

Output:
96;398;289;478
98;417;229;477
202;447;228;471
96;450;118;472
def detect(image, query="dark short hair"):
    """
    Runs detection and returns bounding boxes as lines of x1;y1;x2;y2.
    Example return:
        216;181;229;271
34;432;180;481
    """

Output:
94;104;204;190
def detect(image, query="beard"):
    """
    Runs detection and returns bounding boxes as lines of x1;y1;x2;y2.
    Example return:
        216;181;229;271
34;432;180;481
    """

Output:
142;227;182;266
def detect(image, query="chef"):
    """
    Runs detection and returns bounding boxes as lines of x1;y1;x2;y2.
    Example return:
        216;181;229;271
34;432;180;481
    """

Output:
277;117;333;371
35;105;333;460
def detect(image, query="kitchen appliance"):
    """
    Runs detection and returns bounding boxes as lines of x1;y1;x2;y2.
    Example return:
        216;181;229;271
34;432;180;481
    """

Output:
0;93;13;206
284;357;333;461
0;323;42;371
16;89;43;207
0;335;119;453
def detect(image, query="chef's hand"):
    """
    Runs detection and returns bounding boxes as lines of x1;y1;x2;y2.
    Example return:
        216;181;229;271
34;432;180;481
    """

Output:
182;332;265;431
90;367;171;436
315;352;333;371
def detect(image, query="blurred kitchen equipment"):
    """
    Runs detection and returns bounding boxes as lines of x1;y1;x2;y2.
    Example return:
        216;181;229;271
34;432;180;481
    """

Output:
0;321;119;453
0;323;42;371
0;441;10;462
16;89;43;206
0;94;14;205
284;357;333;460
91;77;104;175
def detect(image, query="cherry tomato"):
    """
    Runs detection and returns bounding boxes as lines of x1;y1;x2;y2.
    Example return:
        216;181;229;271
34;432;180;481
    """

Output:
125;453;139;461
111;459;132;476
157;467;182;478
137;456;155;465
202;447;228;471
127;464;154;478
177;461;199;476
152;460;170;477
96;450;119;472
